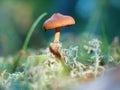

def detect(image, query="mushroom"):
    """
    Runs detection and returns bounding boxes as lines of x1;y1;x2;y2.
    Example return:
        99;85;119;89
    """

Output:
43;13;75;58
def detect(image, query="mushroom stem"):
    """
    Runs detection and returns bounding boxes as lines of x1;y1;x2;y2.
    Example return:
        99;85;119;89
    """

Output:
49;28;60;52
54;27;60;43
52;27;60;52
49;28;61;59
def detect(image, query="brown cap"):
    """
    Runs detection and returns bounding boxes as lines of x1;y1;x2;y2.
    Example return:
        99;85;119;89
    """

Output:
43;13;75;30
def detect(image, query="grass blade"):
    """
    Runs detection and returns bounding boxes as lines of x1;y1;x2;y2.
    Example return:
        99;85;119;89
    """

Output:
23;12;47;50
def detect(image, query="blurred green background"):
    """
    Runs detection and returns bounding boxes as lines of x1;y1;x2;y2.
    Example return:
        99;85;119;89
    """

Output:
0;0;120;56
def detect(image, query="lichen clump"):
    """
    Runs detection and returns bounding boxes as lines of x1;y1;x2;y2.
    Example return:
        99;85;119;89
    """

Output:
0;38;119;90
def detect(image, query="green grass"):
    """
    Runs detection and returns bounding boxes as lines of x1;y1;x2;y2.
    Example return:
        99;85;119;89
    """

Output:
23;12;47;51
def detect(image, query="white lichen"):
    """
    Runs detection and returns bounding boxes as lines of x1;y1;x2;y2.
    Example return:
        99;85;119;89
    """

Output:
84;38;104;77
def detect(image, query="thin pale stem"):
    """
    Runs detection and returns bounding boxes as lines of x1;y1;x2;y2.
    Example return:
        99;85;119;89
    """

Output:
52;28;60;52
54;28;60;43
49;28;61;58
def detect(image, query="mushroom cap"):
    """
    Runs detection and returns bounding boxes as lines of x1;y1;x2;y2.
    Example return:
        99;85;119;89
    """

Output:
43;13;75;30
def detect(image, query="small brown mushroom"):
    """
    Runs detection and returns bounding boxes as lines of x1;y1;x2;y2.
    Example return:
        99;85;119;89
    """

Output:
43;13;75;58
